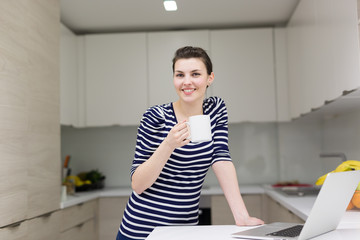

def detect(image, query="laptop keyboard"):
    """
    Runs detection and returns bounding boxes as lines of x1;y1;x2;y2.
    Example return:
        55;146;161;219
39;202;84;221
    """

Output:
266;225;303;237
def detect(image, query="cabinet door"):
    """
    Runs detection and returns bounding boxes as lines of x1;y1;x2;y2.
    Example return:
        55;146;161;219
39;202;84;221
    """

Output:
59;219;97;240
264;195;304;224
211;194;263;225
60;24;79;126
85;33;148;126
0;221;27;240
27;134;61;219
287;0;360;118
98;197;128;240
61;200;97;232
210;28;276;123
147;30;210;107
27;211;61;240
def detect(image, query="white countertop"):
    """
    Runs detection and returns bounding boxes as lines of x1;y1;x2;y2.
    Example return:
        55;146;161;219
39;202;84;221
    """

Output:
146;225;360;240
60;185;263;209
61;184;360;236
263;185;360;229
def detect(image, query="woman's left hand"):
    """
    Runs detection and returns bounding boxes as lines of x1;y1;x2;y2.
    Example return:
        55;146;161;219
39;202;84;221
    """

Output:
236;216;264;226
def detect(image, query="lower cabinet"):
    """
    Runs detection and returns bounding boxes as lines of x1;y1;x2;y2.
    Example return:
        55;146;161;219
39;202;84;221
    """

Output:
60;199;98;240
264;195;304;224
27;211;61;240
98;197;129;240
0;192;306;239
211;194;264;225
211;194;305;225
59;219;97;240
0;221;28;240
0;211;61;240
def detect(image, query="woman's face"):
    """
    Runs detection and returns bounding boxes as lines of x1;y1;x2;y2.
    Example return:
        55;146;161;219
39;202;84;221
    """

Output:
173;58;214;104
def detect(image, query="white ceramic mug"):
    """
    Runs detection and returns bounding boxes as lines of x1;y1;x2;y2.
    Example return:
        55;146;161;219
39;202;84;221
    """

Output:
186;115;212;142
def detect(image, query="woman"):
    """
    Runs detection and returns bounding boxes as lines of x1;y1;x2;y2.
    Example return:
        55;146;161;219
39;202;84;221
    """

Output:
117;46;264;240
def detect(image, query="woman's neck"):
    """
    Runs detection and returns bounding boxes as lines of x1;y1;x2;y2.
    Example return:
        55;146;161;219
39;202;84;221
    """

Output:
173;99;203;122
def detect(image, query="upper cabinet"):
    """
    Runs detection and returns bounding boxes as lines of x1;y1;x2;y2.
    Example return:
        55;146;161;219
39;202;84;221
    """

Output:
60;24;79;126
60;28;283;126
147;30;210;107
84;33;148;126
210;28;277;123
286;0;360;119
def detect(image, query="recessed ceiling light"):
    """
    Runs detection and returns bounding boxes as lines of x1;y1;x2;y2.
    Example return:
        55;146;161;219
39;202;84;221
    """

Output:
163;0;177;11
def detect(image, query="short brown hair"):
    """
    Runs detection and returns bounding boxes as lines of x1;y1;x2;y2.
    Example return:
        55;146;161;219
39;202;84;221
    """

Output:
172;46;213;75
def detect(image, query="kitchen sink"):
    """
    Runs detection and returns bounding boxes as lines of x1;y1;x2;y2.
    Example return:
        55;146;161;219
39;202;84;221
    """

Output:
274;186;321;197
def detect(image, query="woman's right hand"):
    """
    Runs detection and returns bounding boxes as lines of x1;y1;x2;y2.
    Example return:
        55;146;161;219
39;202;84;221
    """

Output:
164;120;191;150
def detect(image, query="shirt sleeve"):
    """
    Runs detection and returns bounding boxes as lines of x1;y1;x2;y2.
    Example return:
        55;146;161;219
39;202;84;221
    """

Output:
211;97;232;165
130;106;166;178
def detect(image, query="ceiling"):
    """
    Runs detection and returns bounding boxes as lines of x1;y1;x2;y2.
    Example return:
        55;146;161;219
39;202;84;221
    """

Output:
60;0;300;34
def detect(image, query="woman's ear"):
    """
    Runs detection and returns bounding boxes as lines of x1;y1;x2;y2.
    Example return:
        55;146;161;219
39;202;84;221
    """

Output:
207;72;214;87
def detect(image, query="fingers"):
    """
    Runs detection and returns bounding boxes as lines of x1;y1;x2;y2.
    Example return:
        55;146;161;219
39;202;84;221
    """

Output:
165;121;191;149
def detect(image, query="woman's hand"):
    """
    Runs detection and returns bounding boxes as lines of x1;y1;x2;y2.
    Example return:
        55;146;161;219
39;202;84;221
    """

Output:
163;120;190;150
236;216;264;226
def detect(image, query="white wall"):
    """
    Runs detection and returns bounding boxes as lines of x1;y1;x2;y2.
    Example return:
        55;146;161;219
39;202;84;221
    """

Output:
61;123;280;187
322;109;360;172
61;107;360;188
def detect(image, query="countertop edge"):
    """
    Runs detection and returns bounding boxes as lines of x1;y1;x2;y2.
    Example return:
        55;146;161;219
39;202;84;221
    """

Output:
60;185;264;209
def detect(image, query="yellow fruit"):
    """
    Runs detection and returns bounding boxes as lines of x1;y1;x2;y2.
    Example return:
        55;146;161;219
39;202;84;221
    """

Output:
315;174;327;186
66;175;84;187
315;160;360;186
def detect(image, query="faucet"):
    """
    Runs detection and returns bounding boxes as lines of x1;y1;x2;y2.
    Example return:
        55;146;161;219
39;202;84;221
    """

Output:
319;153;347;162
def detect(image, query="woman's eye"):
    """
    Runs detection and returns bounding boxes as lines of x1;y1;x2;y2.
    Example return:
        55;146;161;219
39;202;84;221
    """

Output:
176;73;184;78
192;73;200;77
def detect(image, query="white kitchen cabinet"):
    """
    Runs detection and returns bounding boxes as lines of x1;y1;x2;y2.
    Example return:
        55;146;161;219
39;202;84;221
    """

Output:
287;0;360;119
84;33;148;126
210;28;277;123
147;30;210;107
60;24;79;126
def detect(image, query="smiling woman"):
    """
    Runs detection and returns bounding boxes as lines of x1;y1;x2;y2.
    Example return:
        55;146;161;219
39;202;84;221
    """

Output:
115;46;264;240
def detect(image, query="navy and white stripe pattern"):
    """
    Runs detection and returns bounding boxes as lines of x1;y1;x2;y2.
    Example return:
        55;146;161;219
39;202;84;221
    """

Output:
119;96;231;239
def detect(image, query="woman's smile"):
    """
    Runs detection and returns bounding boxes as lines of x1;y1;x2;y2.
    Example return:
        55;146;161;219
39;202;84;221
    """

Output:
182;88;196;95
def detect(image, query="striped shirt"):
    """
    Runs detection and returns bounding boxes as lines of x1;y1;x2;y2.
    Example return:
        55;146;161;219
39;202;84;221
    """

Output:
119;96;232;239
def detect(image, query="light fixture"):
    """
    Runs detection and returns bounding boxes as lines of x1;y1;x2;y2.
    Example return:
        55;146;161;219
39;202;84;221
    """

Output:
163;0;177;11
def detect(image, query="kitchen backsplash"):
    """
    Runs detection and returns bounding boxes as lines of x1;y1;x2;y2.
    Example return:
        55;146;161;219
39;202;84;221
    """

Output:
61;108;360;188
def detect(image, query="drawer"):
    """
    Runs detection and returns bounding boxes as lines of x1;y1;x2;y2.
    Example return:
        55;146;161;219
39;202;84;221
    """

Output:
61;199;97;232
0;221;28;240
59;219;97;240
27;211;61;240
99;197;128;240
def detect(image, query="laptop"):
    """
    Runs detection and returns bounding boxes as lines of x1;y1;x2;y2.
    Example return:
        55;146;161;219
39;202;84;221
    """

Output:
232;170;360;240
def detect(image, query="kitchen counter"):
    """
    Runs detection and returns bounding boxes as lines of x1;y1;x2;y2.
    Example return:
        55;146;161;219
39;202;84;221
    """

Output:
146;225;360;240
263;185;360;229
60;185;264;209
61;184;360;231
146;185;360;239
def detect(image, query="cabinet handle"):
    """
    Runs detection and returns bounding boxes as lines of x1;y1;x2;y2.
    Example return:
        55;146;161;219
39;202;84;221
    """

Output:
40;212;53;218
6;221;22;228
76;222;84;228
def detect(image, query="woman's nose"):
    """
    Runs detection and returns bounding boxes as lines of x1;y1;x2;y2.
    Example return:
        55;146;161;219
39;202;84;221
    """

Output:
183;75;191;84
